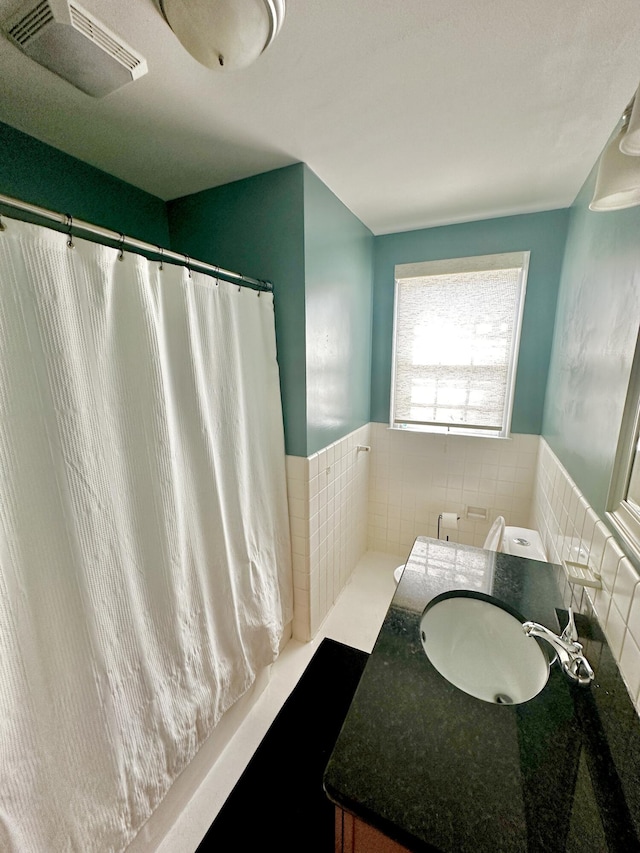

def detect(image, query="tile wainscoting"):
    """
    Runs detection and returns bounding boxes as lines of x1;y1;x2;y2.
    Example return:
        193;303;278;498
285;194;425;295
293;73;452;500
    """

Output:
366;424;539;557
286;425;539;640
533;438;640;714
286;426;640;714
285;424;371;640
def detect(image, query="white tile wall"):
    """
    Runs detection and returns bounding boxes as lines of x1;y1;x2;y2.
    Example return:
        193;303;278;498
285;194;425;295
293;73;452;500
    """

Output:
366;424;539;558
285;424;370;641
533;438;640;713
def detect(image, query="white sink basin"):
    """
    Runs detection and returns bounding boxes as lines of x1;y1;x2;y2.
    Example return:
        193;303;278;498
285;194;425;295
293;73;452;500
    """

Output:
419;594;549;705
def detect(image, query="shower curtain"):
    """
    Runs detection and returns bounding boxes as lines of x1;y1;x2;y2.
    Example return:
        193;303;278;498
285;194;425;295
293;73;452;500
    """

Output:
0;218;293;852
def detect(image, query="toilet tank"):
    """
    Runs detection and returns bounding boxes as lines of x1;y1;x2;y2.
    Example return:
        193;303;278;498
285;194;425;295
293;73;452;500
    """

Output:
501;527;547;562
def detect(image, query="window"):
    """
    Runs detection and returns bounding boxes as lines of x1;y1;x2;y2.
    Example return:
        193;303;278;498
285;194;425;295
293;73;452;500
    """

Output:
390;252;529;438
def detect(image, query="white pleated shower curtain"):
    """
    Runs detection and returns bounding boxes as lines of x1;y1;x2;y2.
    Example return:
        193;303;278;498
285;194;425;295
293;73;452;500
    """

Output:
0;218;293;852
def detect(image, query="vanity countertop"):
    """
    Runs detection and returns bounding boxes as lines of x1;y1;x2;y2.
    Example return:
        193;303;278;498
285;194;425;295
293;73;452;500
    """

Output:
323;537;640;852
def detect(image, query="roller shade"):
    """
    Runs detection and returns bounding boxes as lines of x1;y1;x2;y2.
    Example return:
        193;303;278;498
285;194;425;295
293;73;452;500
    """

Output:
391;253;528;436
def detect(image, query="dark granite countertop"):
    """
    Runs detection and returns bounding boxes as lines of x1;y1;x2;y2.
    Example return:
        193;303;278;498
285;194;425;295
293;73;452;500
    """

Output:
323;537;640;852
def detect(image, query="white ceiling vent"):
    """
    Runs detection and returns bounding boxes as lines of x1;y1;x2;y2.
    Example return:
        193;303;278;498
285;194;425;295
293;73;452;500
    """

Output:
2;0;147;97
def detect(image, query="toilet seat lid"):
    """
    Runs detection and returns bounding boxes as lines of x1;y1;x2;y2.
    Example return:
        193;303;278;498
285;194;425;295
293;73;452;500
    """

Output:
483;516;505;551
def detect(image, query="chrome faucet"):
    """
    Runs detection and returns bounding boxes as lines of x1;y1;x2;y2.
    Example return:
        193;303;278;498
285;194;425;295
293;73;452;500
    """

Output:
522;608;595;686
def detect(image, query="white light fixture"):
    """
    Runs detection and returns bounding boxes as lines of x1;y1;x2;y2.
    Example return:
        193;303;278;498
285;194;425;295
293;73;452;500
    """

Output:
159;0;285;71
590;99;640;212
620;85;640;156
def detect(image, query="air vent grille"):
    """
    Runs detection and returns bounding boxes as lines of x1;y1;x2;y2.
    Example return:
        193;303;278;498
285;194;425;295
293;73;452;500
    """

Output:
7;0;53;46
69;3;142;71
1;0;148;95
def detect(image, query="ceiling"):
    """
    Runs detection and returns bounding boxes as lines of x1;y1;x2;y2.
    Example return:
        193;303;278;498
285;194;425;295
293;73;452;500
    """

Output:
0;0;639;235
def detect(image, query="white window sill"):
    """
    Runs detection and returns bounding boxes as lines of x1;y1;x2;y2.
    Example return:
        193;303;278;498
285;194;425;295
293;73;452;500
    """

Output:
387;425;512;440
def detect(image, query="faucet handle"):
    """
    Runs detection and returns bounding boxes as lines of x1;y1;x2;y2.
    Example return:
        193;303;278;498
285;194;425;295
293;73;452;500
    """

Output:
567;654;595;686
561;607;578;644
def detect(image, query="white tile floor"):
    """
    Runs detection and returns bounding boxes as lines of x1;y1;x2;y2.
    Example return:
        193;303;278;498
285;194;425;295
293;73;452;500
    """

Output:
158;550;403;853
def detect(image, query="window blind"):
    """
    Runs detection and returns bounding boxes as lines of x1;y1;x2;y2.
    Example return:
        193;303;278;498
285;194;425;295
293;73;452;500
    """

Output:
391;254;527;436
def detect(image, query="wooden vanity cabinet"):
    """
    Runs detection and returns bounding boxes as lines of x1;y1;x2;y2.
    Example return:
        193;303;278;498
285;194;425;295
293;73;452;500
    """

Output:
335;806;414;853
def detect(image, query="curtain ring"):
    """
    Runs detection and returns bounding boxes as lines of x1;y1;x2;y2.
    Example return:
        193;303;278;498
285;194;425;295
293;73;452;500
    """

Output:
65;213;74;248
118;233;125;261
158;247;164;271
185;255;191;278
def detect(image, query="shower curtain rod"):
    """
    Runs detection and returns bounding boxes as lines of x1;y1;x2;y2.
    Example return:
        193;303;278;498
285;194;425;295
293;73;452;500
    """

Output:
0;193;273;292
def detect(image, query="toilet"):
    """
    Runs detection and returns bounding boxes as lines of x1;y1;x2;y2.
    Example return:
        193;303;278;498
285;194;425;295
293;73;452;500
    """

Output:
482;515;548;562
483;515;506;552
393;516;547;587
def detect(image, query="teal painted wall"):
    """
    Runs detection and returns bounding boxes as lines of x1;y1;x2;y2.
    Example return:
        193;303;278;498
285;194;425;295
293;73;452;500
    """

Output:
167;165;308;456
542;166;640;516
0;125;375;460
0;121;169;245
302;167;374;455
167;164;376;458
370;209;570;433
6;119;605;475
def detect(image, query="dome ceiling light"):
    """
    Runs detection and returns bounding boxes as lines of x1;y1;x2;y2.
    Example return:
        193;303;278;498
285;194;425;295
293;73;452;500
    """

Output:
159;0;286;71
590;82;640;212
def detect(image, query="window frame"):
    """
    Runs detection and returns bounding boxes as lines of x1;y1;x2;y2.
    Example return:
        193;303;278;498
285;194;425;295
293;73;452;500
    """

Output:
607;327;640;559
389;251;530;439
